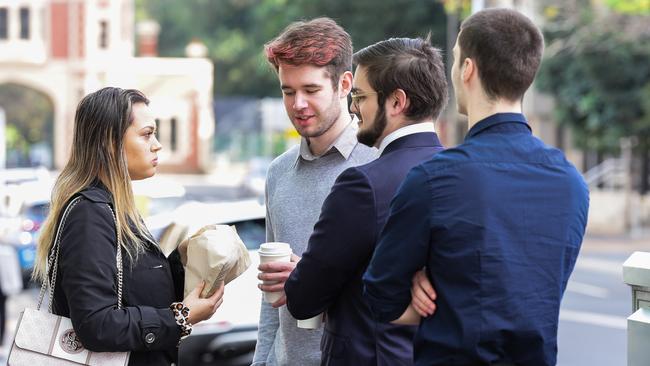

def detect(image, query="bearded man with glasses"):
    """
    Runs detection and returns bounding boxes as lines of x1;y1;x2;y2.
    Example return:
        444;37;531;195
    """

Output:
284;36;448;365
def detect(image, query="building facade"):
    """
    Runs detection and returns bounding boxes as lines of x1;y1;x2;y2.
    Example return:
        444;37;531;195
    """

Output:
0;0;215;172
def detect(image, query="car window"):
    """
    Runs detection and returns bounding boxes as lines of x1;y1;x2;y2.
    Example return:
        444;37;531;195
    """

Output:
147;196;186;216
230;218;265;250
23;202;49;222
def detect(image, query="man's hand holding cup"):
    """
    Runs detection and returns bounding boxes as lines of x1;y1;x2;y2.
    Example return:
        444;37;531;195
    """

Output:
257;242;300;308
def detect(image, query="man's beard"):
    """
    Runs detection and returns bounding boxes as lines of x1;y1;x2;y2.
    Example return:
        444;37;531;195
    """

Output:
357;107;387;147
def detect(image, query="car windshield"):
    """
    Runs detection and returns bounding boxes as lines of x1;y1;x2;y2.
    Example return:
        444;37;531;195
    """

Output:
232;218;265;250
23;202;49;223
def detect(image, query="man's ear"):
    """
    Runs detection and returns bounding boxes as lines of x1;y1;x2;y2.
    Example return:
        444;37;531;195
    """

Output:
339;71;353;97
387;89;409;116
462;58;474;83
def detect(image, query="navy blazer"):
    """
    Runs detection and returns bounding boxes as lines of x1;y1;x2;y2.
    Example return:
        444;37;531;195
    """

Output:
285;132;444;366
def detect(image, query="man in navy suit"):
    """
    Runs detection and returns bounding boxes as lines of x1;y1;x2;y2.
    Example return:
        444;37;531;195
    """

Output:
363;9;589;366
281;37;448;365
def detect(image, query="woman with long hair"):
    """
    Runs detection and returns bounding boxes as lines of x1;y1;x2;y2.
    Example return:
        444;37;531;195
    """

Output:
33;87;223;365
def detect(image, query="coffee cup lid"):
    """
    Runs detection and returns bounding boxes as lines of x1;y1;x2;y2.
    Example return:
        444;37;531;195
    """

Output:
259;242;292;256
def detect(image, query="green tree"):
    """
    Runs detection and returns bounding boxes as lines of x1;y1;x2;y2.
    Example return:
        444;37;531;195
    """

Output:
605;0;650;15
137;0;447;97
538;5;650;191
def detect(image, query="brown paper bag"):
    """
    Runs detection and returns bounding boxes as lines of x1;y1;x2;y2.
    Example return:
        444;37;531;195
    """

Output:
158;222;189;257
182;224;251;298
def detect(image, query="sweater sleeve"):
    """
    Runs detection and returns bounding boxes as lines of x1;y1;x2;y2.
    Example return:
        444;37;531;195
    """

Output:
252;174;279;365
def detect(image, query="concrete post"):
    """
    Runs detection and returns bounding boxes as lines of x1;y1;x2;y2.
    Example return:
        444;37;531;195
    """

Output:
623;252;650;365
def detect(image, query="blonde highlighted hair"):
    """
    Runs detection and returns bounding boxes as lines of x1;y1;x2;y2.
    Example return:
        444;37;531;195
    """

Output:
33;87;150;282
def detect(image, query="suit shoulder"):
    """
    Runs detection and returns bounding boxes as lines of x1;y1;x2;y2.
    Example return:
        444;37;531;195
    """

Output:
418;146;470;172
336;165;371;185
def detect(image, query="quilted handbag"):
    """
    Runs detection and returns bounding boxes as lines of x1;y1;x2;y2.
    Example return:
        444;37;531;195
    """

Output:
7;196;130;366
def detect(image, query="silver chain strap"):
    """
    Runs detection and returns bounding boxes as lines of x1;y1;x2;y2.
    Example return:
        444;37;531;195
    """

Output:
105;204;124;309
37;197;124;312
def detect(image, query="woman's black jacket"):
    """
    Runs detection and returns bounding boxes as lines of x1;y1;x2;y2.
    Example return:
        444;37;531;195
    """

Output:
51;184;185;365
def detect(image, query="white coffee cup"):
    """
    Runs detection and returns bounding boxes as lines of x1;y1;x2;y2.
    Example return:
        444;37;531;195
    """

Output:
297;313;323;329
258;242;292;303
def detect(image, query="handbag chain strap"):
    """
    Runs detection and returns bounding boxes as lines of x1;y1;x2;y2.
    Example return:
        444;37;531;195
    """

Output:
105;204;124;309
37;196;124;312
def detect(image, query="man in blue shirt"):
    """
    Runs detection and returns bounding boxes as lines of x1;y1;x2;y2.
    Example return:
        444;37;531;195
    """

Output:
363;8;589;366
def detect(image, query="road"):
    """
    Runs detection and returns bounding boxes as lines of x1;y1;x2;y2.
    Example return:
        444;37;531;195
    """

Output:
0;234;646;365
556;235;646;365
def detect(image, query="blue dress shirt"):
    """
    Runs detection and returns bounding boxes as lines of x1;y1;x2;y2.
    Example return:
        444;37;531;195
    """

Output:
363;113;589;366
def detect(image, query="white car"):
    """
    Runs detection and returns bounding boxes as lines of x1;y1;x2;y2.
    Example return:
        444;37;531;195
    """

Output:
145;199;266;366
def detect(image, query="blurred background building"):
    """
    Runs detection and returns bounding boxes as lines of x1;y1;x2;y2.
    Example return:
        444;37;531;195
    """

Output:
0;0;215;173
0;0;649;235
1;1;650;365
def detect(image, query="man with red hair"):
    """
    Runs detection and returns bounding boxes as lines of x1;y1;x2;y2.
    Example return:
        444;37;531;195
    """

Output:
254;18;376;365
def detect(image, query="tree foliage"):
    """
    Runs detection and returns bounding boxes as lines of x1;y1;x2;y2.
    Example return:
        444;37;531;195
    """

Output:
0;84;53;143
537;2;650;191
137;0;447;97
605;0;650;15
537;7;650;153
0;83;54;166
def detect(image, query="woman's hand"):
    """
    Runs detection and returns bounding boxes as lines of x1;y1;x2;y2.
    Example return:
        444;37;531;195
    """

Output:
183;281;224;325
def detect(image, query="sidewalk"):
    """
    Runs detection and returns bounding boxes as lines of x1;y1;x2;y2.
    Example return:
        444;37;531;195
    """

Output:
1;234;648;364
582;233;650;253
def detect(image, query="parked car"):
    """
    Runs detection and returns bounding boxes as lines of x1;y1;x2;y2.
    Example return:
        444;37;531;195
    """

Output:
0;180;52;286
0;175;185;288
241;157;272;199
146;199;266;366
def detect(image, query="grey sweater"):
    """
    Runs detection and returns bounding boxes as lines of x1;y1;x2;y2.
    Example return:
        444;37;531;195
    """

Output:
252;122;377;366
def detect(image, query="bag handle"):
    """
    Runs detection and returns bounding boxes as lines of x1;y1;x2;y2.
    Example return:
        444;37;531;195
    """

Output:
37;196;124;312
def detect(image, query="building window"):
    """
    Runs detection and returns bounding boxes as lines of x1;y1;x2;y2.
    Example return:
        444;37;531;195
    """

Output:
20;7;30;39
170;117;178;151
0;8;8;40
99;20;108;48
154;118;160;140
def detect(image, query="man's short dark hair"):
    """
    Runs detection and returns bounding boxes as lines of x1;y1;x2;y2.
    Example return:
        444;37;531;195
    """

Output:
353;37;448;122
459;8;544;102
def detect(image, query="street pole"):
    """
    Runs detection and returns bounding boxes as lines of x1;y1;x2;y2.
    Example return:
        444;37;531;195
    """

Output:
0;107;6;169
621;137;641;236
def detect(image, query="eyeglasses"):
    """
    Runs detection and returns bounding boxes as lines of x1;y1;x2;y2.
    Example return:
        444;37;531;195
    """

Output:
350;91;379;110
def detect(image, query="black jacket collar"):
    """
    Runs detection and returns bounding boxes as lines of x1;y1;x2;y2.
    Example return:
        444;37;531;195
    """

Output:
77;180;113;204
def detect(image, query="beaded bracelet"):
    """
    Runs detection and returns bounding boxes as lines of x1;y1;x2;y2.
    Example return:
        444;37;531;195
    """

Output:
170;302;192;341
